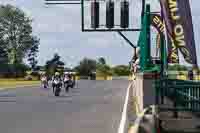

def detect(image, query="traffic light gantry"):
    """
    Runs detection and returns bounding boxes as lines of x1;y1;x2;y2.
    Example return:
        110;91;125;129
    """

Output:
45;0;143;32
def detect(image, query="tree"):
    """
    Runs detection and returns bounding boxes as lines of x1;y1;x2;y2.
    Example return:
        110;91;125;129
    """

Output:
96;57;113;75
0;36;8;64
98;57;106;65
0;4;39;64
27;36;39;70
74;58;96;76
45;53;65;76
96;64;112;76
112;65;130;76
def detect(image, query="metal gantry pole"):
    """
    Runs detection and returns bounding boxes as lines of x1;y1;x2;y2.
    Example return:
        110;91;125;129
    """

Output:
139;4;151;71
141;0;146;20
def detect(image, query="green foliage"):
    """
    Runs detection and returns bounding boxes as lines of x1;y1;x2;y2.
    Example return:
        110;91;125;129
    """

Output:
112;65;130;76
45;53;65;76
96;57;112;75
74;57;96;76
98;57;106;65
0;34;8;64
0;4;40;77
0;63;30;78
96;64;112;76
168;64;188;71
0;4;39;64
74;57;131;76
27;36;39;70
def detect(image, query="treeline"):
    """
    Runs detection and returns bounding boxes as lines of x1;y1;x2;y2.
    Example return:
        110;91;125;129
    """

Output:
43;55;131;77
168;64;200;72
72;57;130;76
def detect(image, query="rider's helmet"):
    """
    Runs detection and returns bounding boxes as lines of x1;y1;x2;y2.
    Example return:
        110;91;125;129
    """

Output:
55;72;60;76
41;72;46;76
64;72;68;75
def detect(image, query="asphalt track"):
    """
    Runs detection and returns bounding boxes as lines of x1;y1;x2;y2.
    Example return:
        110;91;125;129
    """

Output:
0;80;129;133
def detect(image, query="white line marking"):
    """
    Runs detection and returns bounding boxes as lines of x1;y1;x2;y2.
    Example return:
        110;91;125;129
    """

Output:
118;82;132;133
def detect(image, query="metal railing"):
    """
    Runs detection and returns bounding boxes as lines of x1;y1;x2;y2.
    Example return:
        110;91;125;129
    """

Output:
156;78;200;115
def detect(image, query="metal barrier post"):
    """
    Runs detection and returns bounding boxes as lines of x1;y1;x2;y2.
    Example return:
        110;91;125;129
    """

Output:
173;87;178;118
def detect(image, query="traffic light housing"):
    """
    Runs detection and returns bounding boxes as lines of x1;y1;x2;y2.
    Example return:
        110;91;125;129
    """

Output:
106;0;114;28
91;1;100;28
120;1;129;28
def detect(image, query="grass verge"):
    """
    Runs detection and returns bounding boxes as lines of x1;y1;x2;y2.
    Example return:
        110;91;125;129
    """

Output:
0;79;40;89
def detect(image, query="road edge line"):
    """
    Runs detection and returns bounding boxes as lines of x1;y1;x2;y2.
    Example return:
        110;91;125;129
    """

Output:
118;82;132;133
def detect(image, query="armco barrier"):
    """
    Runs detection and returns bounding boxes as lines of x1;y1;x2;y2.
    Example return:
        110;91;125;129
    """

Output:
76;76;133;80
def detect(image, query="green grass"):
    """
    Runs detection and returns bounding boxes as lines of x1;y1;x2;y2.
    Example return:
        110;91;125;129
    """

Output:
0;79;40;88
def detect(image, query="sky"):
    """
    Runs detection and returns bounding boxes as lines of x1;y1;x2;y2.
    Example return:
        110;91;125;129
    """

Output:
0;0;200;68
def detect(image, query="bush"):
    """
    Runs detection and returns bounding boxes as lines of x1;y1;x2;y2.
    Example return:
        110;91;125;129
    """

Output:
112;65;130;76
168;64;188;71
0;63;30;78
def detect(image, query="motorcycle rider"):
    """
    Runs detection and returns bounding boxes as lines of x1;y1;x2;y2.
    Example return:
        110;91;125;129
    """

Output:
41;72;48;87
63;72;72;91
64;73;72;81
63;73;68;81
52;72;62;92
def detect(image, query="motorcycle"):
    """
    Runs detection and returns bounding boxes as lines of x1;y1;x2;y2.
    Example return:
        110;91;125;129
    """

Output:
63;77;74;92
41;76;48;88
52;78;62;96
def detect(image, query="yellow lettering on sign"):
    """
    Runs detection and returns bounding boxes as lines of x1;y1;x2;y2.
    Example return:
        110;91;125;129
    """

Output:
169;37;179;62
171;52;178;61
169;0;177;8
153;16;165;34
160;25;165;33
174;24;186;47
153;16;160;25
169;0;180;20
174;24;184;36
176;35;185;47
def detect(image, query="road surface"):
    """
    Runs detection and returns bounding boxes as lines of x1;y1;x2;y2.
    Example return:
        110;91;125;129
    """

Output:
0;80;129;133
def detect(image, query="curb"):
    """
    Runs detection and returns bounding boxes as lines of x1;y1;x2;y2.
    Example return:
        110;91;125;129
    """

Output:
128;105;157;133
127;80;157;133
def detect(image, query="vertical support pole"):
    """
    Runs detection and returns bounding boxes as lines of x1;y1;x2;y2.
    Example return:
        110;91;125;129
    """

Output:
173;86;178;118
146;4;151;66
161;10;168;76
139;4;151;71
160;10;167;103
81;0;84;31
161;35;167;76
141;0;145;23
155;79;159;105
160;34;165;75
